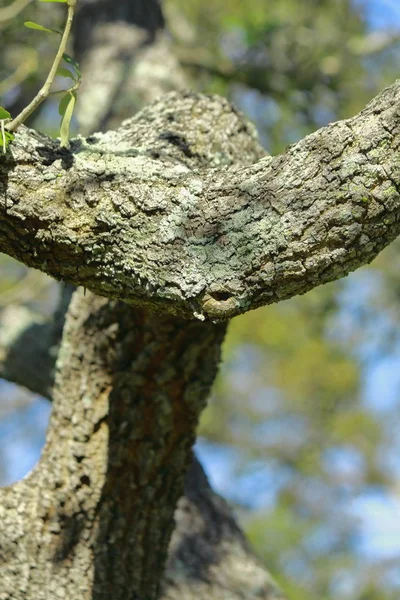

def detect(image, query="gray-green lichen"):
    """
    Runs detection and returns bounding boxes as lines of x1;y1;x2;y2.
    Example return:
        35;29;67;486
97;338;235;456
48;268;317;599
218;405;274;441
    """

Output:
0;85;399;322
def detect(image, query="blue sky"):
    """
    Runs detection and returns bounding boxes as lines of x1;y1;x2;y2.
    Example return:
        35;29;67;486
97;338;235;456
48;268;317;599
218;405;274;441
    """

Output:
359;0;400;29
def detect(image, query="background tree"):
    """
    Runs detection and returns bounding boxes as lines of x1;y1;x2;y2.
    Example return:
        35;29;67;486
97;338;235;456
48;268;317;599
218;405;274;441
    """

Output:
1;1;400;599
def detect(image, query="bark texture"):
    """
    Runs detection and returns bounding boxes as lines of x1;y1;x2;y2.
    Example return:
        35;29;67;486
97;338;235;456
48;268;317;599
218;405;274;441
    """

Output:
163;458;285;600
1;82;399;320
0;288;226;600
1;2;399;595
0;66;287;596
0;297;285;600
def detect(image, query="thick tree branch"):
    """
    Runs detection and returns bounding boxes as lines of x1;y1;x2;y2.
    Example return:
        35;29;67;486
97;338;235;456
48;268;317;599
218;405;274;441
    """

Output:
0;304;55;397
0;297;285;600
0;83;399;322
0;289;226;599
0;76;286;596
3;283;285;600
0;91;264;319
163;458;285;600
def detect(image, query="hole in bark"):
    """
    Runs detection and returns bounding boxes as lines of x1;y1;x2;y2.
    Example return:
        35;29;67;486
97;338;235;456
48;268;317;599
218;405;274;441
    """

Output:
86;135;99;144
209;290;233;302
158;131;194;158
80;475;91;486
74;455;84;463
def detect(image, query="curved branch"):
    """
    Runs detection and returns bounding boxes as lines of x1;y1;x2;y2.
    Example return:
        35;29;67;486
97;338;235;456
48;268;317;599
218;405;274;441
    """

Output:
0;83;399;320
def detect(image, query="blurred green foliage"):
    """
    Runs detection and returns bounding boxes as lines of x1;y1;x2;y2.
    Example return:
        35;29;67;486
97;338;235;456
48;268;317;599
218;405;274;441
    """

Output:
165;0;399;152
1;0;400;598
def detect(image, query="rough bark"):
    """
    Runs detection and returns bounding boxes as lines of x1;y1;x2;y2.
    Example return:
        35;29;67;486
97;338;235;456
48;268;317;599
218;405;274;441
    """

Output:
0;297;285;600
0;288;226;600
163;458;285;600
1;82;399;321
0;67;287;597
1;2;399;596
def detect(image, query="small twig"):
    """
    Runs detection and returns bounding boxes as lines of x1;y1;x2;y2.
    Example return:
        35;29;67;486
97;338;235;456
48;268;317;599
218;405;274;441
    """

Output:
7;0;77;133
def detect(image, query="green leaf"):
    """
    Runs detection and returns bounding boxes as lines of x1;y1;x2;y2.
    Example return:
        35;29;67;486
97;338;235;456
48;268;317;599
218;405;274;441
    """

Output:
39;0;68;3
58;93;70;116
0;126;14;154
24;21;61;34
4;130;14;139
0;107;11;120
59;92;76;148
0;107;13;154
63;53;81;78
56;67;75;80
4;131;14;142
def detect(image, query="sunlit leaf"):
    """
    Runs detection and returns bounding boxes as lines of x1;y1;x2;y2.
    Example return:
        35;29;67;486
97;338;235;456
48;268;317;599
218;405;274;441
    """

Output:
59;92;76;148
24;21;60;34
58;93;70;116
0;107;11;120
0;125;14;154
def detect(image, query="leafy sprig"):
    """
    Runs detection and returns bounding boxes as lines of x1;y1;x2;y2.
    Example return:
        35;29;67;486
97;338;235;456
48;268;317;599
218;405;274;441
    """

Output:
0;0;79;152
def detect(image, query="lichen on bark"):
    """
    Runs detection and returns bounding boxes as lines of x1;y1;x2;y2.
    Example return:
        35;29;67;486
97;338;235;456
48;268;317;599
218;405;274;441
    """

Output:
0;82;399;321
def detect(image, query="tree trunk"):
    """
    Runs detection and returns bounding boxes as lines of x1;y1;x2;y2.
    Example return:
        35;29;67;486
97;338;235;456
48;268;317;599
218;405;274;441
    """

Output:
0;289;225;599
0;290;285;600
73;0;187;134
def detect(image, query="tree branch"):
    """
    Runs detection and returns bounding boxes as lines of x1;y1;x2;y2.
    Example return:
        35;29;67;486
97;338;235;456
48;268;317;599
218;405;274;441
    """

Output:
1;83;399;321
0;77;287;596
164;457;285;600
7;0;77;133
0;285;73;398
0;0;31;23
